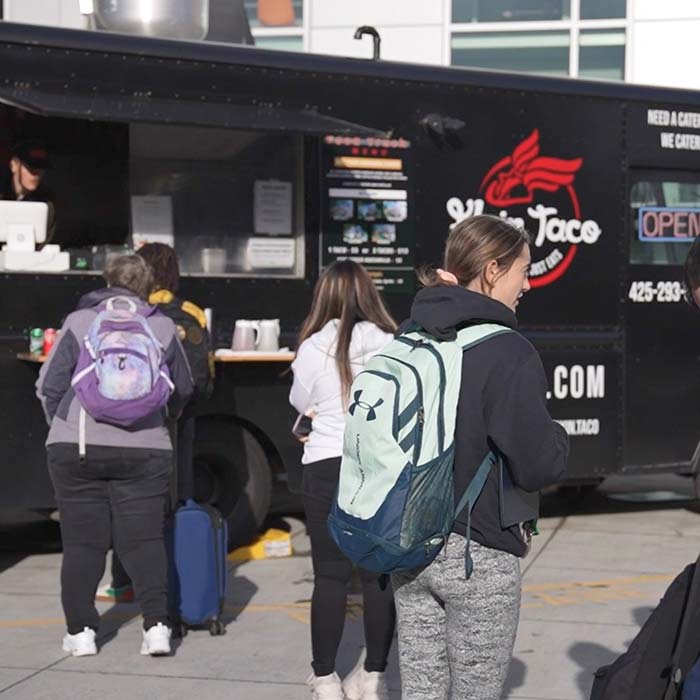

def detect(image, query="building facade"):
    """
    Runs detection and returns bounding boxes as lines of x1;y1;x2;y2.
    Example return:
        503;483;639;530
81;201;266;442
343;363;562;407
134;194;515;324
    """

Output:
1;0;698;90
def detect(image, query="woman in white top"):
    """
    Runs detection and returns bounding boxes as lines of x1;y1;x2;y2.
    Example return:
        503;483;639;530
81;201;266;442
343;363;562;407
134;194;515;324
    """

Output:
291;261;397;700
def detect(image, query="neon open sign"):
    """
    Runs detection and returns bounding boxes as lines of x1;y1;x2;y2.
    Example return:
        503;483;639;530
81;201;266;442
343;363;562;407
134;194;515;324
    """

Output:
639;206;700;242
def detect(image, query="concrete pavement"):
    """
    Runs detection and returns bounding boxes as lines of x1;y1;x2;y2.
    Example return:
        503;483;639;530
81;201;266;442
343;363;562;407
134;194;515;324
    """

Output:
0;493;699;699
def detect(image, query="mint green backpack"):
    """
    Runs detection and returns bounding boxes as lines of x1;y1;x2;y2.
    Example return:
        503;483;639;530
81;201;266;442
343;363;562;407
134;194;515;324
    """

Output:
328;323;512;575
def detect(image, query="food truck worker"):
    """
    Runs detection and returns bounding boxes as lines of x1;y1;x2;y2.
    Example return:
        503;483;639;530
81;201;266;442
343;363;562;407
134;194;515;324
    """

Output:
0;140;57;241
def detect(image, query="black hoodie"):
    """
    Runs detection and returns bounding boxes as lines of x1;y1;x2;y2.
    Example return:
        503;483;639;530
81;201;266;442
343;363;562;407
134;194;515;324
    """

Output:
410;285;569;557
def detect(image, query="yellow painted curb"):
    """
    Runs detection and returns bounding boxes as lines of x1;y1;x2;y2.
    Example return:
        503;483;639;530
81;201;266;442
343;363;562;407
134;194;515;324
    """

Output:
228;528;293;562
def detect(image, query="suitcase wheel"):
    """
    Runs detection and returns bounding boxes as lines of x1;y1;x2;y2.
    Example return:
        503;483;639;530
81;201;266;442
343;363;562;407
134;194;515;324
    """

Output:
172;622;187;639
208;619;226;636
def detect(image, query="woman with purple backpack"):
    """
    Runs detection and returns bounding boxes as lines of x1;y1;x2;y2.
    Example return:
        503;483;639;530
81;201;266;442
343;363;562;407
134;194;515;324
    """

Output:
36;255;193;658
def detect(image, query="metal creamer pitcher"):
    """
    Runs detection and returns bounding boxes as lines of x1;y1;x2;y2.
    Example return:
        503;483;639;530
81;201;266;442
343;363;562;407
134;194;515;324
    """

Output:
81;0;209;41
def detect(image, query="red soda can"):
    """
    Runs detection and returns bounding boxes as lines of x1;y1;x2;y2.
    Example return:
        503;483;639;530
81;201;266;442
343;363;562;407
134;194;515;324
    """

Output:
43;328;57;356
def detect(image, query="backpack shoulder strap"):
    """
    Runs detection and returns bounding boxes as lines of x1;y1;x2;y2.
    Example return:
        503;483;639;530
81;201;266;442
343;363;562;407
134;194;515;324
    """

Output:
444;325;516;578
181;300;207;329
456;323;514;351
454;451;498;578
455;451;497;518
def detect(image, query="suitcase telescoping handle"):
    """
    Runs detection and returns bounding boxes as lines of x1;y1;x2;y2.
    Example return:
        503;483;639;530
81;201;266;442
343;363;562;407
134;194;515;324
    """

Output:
663;551;700;699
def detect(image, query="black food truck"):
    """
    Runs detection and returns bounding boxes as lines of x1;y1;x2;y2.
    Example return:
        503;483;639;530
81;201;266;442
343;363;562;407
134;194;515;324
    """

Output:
1;20;700;545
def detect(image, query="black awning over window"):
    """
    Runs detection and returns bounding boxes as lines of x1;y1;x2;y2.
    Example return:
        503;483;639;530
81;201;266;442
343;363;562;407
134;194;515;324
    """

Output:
0;86;385;136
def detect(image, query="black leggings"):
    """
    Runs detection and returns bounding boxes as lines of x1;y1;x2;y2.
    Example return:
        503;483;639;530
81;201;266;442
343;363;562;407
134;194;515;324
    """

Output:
110;411;196;589
48;443;171;634
302;457;396;677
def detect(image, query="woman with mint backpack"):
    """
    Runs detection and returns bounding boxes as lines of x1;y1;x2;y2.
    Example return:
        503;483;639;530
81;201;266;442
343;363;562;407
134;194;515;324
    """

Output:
392;215;569;700
290;260;397;700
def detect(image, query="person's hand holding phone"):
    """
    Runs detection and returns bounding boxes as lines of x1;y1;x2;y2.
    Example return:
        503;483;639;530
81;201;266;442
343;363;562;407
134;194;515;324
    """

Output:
292;411;316;443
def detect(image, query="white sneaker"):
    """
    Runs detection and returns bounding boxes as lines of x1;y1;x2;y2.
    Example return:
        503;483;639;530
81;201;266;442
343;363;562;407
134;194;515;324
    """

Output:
306;671;345;700
343;662;389;700
139;622;171;656
62;627;97;657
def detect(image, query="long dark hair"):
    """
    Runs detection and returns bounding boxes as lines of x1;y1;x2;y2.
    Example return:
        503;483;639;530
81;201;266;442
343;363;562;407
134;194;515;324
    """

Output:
137;243;180;294
419;215;531;291
298;261;396;400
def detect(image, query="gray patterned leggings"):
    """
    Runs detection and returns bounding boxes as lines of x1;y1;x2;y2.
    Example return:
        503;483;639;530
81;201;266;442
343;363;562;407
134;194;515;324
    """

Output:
392;535;521;700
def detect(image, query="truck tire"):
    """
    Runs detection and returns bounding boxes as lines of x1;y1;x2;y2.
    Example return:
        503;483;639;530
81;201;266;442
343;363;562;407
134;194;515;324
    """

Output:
192;415;272;550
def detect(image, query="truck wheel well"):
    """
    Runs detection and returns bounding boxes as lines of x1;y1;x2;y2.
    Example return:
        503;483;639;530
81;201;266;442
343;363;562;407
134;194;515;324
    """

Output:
231;416;285;475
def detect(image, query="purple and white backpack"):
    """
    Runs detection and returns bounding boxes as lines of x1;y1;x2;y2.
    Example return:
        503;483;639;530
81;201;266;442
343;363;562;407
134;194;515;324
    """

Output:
71;296;174;442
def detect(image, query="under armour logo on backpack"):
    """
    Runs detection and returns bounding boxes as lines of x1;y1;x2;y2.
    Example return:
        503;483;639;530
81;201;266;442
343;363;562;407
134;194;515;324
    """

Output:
348;390;384;421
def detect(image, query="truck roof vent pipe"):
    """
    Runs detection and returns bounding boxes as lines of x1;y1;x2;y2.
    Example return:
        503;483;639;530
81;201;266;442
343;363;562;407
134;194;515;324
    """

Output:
354;26;381;60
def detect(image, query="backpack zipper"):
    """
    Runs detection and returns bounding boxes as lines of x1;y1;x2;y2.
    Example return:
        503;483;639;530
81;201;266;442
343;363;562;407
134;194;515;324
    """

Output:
416;405;425;465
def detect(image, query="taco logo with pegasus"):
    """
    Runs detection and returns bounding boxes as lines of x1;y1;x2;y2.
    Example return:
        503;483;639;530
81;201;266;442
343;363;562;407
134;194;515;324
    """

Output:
446;129;602;287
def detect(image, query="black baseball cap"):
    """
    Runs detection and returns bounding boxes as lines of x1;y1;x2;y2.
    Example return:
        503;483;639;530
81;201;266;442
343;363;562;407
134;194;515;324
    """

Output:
12;140;50;172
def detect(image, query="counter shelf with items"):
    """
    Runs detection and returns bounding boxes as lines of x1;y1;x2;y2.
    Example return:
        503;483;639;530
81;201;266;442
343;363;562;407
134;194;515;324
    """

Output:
18;351;295;364
214;350;295;363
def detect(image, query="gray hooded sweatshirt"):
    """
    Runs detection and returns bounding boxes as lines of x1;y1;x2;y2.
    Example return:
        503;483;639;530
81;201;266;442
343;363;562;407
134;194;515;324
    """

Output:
36;287;194;451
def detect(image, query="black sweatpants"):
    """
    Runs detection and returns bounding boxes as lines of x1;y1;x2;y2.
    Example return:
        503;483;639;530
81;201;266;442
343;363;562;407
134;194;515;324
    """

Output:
110;411;195;589
47;443;171;634
302;457;396;677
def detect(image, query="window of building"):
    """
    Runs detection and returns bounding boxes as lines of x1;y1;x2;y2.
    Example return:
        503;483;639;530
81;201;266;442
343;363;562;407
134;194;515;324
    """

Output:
579;29;625;80
450;0;627;79
244;0;303;28
245;0;305;53
452;1;570;23
254;35;303;52
451;31;569;76
580;0;625;20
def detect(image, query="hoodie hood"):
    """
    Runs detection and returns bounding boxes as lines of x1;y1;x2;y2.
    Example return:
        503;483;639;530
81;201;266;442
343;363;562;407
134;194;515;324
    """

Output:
310;319;392;362
76;287;151;312
410;286;517;341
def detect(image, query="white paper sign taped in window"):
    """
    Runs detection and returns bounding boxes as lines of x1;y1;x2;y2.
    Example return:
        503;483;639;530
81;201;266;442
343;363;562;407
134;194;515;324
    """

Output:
254;180;293;235
247;237;296;269
131;195;174;249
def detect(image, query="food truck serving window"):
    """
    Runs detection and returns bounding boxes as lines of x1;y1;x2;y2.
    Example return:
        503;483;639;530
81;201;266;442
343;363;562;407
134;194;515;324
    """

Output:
629;173;700;266
130;124;304;278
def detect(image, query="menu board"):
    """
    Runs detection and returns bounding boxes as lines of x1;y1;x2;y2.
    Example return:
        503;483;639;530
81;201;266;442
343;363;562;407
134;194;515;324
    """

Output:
320;135;414;293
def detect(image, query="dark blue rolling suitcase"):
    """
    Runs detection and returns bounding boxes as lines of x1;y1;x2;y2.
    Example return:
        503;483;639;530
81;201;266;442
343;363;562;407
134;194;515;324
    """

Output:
171;499;228;636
